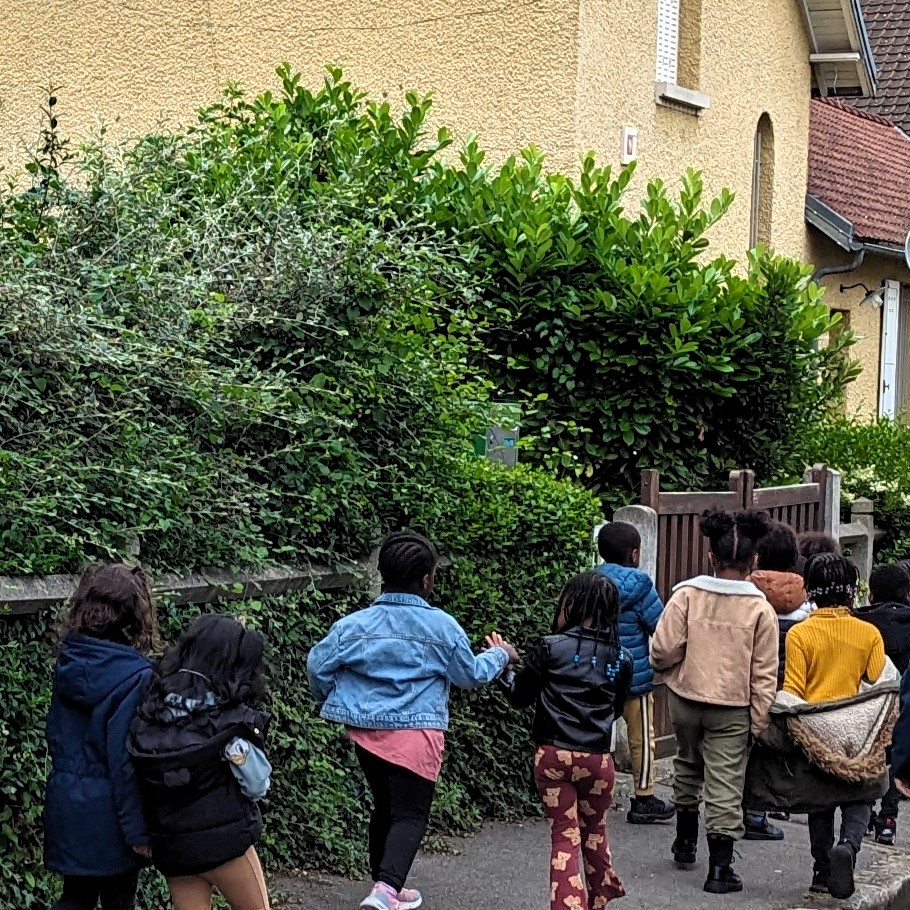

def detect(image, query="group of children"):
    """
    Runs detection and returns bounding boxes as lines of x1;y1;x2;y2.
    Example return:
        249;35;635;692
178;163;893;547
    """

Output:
45;565;272;910
43;519;910;910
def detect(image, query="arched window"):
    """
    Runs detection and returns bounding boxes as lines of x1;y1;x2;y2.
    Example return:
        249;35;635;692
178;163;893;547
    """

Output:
750;114;775;248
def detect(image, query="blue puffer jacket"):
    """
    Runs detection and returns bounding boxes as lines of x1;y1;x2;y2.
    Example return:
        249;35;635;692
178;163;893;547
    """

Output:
596;564;665;697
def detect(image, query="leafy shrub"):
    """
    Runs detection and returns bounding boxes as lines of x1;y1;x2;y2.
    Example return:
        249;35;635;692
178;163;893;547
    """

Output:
804;416;910;562
430;148;856;505
2;460;599;908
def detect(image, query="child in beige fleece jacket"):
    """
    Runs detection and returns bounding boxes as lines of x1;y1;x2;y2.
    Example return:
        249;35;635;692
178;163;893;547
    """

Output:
651;508;779;896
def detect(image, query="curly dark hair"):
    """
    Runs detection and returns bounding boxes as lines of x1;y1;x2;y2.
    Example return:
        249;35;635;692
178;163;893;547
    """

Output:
61;563;159;652
700;508;772;571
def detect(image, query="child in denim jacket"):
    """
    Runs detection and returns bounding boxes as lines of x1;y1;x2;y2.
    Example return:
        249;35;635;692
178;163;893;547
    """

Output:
307;531;518;910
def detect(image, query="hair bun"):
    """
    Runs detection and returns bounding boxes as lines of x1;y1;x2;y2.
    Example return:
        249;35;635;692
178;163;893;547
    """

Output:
700;507;735;539
735;509;772;541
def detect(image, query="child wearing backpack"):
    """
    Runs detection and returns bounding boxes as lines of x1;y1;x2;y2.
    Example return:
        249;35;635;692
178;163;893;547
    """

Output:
44;564;158;910
856;562;910;844
129;613;272;910
493;571;633;910
307;531;519;910
595;522;674;825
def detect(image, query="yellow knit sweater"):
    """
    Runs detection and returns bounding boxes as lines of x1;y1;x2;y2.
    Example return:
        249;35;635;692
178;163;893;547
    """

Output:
783;607;886;703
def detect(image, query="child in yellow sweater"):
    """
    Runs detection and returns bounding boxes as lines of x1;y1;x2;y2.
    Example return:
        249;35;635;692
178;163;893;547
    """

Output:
783;554;886;900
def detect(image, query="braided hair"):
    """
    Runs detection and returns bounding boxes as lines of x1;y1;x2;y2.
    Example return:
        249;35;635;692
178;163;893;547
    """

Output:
804;553;859;609
700;508;772;573
378;531;439;595
555;571;620;646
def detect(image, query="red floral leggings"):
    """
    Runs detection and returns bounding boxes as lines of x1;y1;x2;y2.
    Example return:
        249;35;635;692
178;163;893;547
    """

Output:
534;746;625;910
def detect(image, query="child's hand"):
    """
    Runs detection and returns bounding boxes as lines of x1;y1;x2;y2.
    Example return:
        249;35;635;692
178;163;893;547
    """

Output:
485;631;519;664
132;845;152;858
897;778;910;800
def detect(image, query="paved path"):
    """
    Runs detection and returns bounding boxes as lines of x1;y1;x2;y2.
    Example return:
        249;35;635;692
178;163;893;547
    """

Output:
274;790;910;910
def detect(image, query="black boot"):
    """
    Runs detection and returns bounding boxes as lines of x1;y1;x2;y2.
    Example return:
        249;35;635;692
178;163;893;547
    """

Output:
828;841;856;900
704;834;743;894
672;807;699;866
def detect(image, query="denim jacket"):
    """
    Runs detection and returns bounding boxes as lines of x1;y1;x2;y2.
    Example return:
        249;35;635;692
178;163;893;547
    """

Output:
307;592;509;730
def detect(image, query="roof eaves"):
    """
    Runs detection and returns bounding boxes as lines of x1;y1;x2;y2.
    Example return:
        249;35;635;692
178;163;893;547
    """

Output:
805;194;858;252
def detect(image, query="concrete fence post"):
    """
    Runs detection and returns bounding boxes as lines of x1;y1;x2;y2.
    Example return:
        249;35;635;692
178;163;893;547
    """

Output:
612;504;659;582
605;504;658;777
851;496;875;589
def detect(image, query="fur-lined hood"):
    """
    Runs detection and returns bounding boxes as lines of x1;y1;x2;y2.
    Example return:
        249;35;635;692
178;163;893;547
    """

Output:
768;659;901;783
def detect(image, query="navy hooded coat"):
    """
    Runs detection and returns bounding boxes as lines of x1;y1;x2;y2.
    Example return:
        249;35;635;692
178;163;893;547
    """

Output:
44;634;153;876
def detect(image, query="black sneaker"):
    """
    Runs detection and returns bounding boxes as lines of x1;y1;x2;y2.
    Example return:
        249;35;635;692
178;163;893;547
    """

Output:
875;815;897;846
743;814;785;841
810;869;829;894
828;843;856;900
627;795;676;824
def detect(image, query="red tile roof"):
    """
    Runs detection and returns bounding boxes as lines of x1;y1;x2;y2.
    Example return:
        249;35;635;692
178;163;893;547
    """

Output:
849;0;910;134
808;97;910;246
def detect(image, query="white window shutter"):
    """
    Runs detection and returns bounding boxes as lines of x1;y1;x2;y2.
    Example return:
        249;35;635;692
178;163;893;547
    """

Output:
656;0;681;84
879;280;900;418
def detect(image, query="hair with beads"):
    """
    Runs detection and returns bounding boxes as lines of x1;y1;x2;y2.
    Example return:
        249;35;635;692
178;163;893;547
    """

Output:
62;563;159;652
804;553;859;609
556;571;620;646
700;508;772;572
377;531;439;595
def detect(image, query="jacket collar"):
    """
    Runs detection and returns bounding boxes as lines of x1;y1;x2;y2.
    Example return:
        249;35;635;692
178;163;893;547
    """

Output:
674;575;764;597
372;592;433;609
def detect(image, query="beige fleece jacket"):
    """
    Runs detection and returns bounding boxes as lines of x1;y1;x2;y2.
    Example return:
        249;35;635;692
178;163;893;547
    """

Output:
650;576;780;735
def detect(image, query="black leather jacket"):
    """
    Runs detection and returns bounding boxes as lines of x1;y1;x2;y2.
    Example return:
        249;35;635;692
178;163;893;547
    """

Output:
500;627;633;754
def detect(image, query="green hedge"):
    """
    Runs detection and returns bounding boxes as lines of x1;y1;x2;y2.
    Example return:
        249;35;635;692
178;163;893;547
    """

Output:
804;416;910;563
1;459;600;908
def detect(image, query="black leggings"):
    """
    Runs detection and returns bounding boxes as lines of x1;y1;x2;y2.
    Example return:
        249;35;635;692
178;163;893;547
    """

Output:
355;745;436;892
51;871;140;910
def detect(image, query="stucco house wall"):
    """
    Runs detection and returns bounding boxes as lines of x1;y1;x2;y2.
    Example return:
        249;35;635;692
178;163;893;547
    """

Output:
2;0;813;263
807;232;910;417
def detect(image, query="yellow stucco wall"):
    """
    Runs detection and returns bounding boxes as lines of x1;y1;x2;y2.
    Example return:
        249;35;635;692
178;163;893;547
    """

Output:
806;232;910;418
1;0;814;262
575;0;812;261
0;1;579;171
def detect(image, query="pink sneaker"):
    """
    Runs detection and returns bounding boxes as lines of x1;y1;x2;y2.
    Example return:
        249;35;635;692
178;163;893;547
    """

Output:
360;883;400;910
398;888;423;910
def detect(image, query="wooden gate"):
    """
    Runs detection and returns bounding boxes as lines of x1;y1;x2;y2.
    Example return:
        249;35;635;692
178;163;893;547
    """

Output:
637;465;832;757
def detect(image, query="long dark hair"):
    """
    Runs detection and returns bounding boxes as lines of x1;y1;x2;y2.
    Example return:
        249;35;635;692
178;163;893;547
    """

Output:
62;563;159;652
555;571;620;646
139;613;266;720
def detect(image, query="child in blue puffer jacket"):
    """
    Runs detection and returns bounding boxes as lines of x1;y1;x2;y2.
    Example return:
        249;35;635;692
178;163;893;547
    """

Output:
597;522;675;824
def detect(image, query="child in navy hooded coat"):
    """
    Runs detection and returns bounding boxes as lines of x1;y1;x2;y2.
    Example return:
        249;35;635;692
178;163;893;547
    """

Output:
596;522;674;824
44;564;157;910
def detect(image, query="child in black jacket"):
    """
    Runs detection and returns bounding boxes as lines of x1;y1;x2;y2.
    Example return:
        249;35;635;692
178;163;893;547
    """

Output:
856;563;910;844
492;572;633;910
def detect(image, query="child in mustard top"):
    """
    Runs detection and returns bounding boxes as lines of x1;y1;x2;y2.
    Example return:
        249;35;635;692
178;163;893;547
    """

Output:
783;554;886;899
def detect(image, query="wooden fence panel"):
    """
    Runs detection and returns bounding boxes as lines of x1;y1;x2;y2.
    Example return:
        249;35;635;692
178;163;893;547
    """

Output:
640;465;831;758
